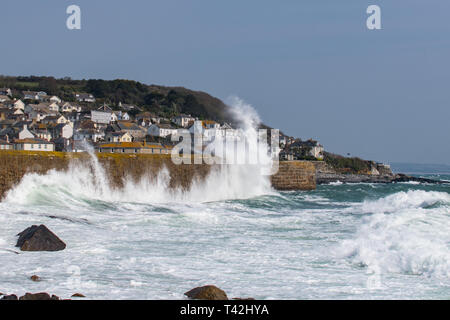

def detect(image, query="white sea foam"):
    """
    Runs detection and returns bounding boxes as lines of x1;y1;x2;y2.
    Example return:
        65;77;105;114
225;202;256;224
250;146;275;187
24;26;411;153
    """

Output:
328;181;343;186
359;190;450;214
338;190;450;278
4;97;275;207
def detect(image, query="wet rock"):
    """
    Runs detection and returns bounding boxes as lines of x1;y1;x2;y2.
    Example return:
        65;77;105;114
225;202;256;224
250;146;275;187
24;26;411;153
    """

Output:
71;293;86;298
232;297;255;300
19;293;60;300
1;294;18;300
185;285;228;300
16;225;66;252
30;275;41;282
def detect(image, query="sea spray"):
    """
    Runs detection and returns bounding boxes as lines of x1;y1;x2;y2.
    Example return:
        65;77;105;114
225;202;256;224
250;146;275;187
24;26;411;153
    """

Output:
1;173;449;299
4;97;275;206
337;190;450;278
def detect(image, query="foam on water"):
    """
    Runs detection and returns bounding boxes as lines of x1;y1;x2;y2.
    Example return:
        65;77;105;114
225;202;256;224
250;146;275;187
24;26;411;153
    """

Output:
4;98;275;207
338;190;450;279
0;99;449;298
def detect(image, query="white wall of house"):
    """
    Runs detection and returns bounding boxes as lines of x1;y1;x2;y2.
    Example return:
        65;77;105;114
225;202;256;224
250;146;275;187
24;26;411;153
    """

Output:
91;111;112;124
148;124;178;137
49;96;62;103
61;124;74;139
15;142;54;152
0;144;13;150
14;100;25;110
19;125;34;140
48;102;60;112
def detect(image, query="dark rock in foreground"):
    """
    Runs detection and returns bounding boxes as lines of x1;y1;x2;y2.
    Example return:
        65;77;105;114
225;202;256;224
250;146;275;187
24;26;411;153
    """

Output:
1;294;18;300
19;293;60;300
185;285;228;300
16;225;66;252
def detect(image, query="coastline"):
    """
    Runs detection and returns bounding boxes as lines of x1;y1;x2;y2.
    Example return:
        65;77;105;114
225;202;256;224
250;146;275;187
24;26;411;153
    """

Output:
0;151;444;201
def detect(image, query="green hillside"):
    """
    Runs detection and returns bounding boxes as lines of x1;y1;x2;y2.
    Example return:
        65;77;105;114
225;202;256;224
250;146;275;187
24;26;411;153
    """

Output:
0;75;232;122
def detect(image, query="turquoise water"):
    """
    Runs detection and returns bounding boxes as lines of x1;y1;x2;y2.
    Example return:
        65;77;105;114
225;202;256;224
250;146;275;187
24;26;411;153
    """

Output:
0;168;449;300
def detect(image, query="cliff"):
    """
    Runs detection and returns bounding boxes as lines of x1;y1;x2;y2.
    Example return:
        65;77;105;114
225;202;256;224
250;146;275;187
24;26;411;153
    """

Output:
0;152;317;200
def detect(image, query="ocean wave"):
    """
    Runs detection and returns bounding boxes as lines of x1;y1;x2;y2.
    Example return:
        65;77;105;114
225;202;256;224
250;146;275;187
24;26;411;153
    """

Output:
359;190;450;214
337;190;450;278
3;98;275;207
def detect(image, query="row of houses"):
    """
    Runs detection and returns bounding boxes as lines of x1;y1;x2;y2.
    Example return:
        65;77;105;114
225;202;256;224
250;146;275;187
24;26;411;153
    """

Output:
0;88;326;159
0;88;235;154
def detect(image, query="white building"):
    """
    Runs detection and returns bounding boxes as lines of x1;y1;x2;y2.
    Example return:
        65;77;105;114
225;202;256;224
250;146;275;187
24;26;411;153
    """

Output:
49;96;62;104
148;123;178;138
23;91;47;101
91;110;112;124
74;129;105;143
105;131;133;143
75;93;96;103
14;138;54;152
172;114;195;128
18;124;35;140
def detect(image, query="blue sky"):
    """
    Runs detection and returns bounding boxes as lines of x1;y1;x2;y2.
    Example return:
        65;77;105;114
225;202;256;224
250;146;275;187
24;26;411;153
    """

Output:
1;0;449;164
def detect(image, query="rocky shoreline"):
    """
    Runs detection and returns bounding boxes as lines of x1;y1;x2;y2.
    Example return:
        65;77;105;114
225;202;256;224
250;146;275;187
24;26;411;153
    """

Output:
316;172;445;185
312;160;445;185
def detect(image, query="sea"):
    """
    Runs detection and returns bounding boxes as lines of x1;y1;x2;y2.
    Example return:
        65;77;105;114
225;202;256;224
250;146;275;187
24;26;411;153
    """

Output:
0;100;449;300
0;156;448;300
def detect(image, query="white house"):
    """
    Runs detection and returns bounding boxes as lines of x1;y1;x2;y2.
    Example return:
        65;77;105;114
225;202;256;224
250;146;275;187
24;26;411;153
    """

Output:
105;131;133;143
41;115;68;125
61;102;82;113
112;111;130;122
48;102;60;112
74;129;105;142
172;114;195;128
14;138;54;152
52;123;74;139
75;93;96;103
23;91;47;101
148;123;178;138
12;99;25;111
18;124;35;140
49;96;62;104
13;108;24;115
91;110;112;124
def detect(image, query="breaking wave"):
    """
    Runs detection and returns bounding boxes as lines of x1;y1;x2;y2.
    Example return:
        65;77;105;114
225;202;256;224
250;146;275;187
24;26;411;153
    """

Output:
338;190;450;278
4;98;275;207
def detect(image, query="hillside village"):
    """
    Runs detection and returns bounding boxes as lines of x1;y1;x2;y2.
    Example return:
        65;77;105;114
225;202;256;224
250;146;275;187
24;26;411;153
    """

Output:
0;86;324;160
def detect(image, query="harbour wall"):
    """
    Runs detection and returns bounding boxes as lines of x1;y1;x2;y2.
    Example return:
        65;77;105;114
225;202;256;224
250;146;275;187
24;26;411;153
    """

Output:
0;152;317;200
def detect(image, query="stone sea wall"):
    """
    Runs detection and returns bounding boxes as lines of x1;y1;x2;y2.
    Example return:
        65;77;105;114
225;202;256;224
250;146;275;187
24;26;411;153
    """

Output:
0;152;317;200
270;161;316;191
